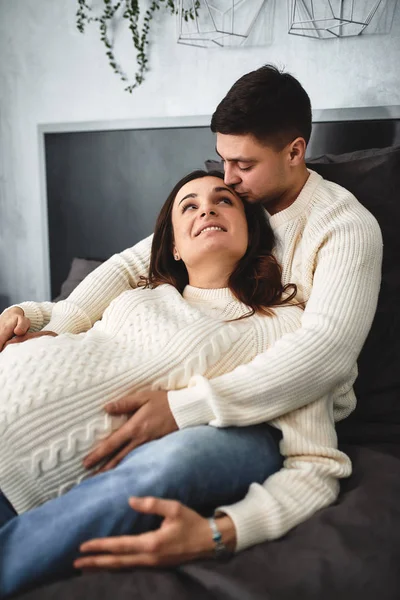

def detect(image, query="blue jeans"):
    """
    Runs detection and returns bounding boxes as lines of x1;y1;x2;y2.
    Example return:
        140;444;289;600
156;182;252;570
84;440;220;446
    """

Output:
0;424;282;597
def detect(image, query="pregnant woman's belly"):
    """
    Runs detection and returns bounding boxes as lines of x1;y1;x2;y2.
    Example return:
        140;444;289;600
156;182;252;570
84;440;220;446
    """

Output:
0;287;247;514
0;333;150;514
0;298;203;515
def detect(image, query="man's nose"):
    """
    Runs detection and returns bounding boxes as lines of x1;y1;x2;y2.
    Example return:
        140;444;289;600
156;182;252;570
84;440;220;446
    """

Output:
224;164;241;186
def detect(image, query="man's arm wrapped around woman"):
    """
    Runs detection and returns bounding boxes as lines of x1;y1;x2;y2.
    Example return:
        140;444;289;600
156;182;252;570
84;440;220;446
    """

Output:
215;393;352;551
9;235;153;335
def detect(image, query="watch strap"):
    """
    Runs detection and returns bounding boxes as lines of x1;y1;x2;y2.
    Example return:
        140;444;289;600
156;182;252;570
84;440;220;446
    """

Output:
208;517;231;559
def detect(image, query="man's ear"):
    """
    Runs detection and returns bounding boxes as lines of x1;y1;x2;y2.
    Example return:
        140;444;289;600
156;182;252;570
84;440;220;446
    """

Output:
288;137;307;165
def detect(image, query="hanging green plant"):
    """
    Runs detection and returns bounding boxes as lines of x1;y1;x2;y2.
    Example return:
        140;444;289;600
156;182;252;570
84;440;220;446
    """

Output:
76;0;200;93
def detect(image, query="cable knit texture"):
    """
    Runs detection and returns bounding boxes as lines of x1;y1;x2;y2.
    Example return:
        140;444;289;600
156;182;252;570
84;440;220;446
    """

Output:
4;170;383;550
0;285;301;515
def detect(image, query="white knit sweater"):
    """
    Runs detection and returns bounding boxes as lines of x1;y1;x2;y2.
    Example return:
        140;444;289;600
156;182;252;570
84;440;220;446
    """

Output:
6;170;382;551
2;286;303;512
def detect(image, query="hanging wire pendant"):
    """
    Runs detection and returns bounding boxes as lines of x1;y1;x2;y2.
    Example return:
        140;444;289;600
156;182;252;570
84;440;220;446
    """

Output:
288;0;386;39
177;0;267;48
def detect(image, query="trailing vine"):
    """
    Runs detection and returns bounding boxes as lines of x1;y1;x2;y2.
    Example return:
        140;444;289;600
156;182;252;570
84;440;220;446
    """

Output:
76;0;200;92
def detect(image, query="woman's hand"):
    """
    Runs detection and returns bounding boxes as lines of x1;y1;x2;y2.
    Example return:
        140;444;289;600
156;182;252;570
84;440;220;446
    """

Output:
74;497;236;571
83;390;179;472
0;307;31;351
3;331;58;349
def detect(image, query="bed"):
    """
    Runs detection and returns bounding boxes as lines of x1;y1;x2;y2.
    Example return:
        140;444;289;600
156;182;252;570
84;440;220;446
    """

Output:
12;107;400;599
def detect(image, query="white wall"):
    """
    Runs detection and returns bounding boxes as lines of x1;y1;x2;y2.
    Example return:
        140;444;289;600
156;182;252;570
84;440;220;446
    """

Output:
0;0;399;305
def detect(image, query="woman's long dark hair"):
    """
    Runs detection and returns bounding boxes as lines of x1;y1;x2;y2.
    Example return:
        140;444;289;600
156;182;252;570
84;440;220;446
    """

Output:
139;170;297;316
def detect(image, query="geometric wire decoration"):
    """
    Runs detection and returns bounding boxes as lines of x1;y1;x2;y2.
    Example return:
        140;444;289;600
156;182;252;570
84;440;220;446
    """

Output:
177;0;267;47
288;0;386;38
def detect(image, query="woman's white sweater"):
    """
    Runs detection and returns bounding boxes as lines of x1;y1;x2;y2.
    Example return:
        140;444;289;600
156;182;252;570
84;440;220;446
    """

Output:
6;170;382;551
1;286;334;519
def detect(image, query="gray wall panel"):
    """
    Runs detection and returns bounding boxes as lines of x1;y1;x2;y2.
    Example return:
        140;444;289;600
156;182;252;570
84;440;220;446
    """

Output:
45;127;217;297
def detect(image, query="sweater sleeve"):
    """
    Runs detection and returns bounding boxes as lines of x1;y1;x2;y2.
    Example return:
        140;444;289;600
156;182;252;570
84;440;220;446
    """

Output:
33;235;152;334
2;236;153;334
215;394;352;551
168;210;383;428
4;301;55;332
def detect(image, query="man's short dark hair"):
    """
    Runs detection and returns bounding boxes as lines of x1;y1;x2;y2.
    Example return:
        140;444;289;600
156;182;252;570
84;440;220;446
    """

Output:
211;64;312;149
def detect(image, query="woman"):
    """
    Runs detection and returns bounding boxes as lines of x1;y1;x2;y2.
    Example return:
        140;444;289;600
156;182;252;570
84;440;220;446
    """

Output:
0;171;351;596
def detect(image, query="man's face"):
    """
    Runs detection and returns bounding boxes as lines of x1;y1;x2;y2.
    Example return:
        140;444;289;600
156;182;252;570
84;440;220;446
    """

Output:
216;133;291;210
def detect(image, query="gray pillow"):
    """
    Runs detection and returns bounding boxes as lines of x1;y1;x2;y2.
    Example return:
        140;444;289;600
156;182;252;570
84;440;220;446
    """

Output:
306;145;400;443
206;145;400;444
54;258;104;301
204;159;224;173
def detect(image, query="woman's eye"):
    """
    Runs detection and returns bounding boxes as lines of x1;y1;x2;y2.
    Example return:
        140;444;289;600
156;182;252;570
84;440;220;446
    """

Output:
219;197;232;205
182;203;197;213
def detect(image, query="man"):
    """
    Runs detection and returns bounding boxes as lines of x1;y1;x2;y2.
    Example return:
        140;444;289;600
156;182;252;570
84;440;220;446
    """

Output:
0;65;382;594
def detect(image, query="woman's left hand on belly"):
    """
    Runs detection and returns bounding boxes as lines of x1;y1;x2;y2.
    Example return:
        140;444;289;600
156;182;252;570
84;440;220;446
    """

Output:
74;497;236;571
83;390;179;472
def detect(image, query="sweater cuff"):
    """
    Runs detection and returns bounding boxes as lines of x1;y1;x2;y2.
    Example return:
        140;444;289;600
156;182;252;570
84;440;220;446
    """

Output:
42;302;93;335
5;303;45;332
42;313;90;335
167;381;215;429
214;484;279;553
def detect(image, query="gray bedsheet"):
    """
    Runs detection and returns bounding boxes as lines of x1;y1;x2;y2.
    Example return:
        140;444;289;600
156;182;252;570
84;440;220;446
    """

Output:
14;444;400;600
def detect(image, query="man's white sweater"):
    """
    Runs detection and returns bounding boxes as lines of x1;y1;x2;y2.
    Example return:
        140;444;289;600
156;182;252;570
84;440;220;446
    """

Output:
8;170;382;551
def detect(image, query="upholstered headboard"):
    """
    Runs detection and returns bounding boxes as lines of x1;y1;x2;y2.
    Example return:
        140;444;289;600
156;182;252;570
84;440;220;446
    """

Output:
39;107;400;299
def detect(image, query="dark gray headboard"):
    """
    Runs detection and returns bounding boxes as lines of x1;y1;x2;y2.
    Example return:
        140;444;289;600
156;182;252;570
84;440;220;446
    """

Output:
41;109;400;299
44;122;217;298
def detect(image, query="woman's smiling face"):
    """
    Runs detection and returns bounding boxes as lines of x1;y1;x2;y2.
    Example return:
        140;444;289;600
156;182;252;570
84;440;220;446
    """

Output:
171;175;248;273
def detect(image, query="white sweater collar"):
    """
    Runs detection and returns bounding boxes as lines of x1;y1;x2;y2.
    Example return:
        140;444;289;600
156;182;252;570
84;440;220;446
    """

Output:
182;285;236;302
267;169;322;229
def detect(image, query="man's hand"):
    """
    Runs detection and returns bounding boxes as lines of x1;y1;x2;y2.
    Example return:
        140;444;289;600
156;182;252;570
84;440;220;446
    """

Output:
0;307;31;351
3;331;58;349
83;390;179;472
74;497;236;571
